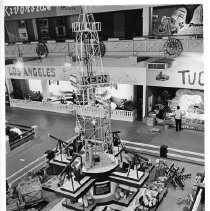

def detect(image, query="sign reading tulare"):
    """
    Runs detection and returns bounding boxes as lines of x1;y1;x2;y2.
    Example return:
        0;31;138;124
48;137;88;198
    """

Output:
178;70;204;86
81;75;110;86
147;69;204;90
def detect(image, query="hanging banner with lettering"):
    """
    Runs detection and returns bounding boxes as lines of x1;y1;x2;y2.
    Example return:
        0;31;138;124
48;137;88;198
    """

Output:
4;6;56;21
152;5;203;36
5;64;147;85
4;6;82;21
146;54;204;90
56;6;82;16
5;65;78;81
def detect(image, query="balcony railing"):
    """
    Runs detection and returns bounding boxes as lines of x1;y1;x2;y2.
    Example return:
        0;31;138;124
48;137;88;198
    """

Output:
5;37;203;58
9;99;137;122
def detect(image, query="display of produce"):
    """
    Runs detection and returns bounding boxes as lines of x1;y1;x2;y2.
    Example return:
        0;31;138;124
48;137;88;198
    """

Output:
139;188;159;208
167;89;204;125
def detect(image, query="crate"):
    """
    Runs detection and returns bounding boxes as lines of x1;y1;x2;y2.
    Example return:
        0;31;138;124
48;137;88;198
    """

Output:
18;177;43;204
147;117;155;127
22;190;42;203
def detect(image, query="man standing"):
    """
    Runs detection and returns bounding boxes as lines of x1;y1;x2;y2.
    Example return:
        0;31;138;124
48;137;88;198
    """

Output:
174;106;182;131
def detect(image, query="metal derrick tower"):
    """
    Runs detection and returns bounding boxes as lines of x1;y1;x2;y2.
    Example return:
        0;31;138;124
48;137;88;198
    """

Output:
72;9;113;156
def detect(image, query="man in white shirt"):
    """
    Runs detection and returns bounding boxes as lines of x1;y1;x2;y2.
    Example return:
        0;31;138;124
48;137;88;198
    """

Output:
174;106;182;131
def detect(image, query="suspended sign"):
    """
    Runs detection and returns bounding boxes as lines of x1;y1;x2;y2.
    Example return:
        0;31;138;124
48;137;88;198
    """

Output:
4;6;82;21
7;66;56;78
4;6;56;20
56;6;82;16
81;75;110;86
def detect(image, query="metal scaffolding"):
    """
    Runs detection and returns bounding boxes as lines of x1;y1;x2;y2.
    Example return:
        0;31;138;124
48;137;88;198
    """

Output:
72;8;113;162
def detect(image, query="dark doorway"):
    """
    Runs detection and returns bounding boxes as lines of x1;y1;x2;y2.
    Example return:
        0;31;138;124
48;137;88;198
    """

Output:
11;79;23;99
11;79;29;99
94;9;143;40
136;85;143;120
124;9;143;39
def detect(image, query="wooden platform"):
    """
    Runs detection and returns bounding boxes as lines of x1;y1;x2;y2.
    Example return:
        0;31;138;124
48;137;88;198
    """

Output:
60;176;91;194
109;172;149;188
112;169;145;182
42;176;60;192
54;178;95;200
53;154;72;165
62;188;138;211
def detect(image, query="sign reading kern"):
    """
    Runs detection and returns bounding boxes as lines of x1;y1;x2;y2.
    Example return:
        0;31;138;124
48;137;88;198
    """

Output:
82;75;110;86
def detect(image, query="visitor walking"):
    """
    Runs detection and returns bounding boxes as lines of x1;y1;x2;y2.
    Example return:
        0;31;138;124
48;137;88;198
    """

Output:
174;106;182;131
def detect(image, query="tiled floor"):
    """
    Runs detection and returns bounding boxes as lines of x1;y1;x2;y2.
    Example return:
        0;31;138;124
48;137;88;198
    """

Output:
5;106;205;210
6;106;204;178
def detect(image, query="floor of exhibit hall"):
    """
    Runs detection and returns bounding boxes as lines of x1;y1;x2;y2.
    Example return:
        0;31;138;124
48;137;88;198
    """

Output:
6;106;204;178
40;155;204;211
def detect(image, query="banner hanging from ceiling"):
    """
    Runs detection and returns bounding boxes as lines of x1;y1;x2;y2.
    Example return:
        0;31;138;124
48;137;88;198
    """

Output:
152;5;203;36
4;6;82;21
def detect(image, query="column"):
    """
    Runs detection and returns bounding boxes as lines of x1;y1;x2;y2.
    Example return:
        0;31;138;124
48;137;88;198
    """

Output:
5;79;13;96
142;6;153;36
32;19;39;40
142;85;147;119
41;80;50;102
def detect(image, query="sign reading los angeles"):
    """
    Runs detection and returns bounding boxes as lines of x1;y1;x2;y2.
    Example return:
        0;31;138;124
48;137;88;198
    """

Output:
7;66;56;78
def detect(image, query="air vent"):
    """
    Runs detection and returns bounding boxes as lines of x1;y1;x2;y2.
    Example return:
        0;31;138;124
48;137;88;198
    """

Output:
147;58;173;70
148;63;167;70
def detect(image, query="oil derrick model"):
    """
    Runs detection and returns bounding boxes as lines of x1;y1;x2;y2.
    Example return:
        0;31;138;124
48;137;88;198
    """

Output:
72;8;113;168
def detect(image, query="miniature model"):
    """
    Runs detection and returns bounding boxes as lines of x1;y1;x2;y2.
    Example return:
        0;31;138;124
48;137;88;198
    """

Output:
72;8;116;171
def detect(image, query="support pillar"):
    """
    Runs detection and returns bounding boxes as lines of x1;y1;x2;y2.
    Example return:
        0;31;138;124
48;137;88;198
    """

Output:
32;19;39;41
143;6;153;36
6;136;10;153
41;80;50;102
142;85;147;119
5;79;13;97
32;125;39;139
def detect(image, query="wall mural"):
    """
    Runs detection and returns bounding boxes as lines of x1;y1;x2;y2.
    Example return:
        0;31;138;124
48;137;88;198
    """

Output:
152;5;203;36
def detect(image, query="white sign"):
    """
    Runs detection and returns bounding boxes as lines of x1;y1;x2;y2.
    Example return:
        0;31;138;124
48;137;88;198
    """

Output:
5;65;71;81
147;69;204;90
147;53;204;90
6;65;147;85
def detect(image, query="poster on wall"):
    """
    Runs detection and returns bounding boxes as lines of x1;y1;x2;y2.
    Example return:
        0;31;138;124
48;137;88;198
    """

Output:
152;5;203;36
93;181;111;195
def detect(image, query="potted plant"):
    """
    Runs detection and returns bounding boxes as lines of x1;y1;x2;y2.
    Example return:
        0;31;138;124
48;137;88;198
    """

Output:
123;99;136;111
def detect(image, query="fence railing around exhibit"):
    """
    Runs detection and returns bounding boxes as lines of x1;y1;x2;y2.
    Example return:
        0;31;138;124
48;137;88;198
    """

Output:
5;37;203;58
7;134;80;186
10;99;137;122
6;122;35;150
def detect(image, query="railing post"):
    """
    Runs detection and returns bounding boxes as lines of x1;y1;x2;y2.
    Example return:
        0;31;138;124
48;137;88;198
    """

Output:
6;135;10;153
32;125;39;139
